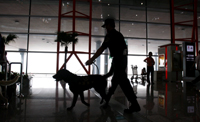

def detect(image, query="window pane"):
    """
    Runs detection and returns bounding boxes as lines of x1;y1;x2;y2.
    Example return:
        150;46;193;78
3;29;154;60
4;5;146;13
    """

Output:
93;0;119;4
30;17;58;33
121;22;146;38
148;24;170;39
0;17;28;33
0;0;29;15
4;34;28;51
147;0;170;9
175;11;193;23
121;0;146;6
148;39;170;55
121;5;146;22
147;8;170;24
31;1;59;16
175;26;192;39
92;20;106;36
29;34;57;52
7;52;27;73
128;39;146;55
28;53;56;73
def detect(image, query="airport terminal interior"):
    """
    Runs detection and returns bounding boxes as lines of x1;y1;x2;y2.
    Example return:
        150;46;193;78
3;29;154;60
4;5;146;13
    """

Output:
0;0;200;121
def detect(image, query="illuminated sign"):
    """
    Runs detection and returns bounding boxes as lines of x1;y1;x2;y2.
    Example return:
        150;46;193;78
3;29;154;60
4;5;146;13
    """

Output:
187;45;194;52
159;54;165;67
158;95;165;109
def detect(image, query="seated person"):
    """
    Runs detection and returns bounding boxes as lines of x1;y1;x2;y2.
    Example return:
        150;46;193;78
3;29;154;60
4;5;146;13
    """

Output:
141;67;147;75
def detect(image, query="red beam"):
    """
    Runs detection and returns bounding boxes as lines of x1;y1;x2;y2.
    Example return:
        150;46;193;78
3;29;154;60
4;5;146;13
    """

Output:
171;0;175;44
88;0;92;75
60;53;73;70
174;2;193;8
74;53;89;74
174;8;193;12
62;15;90;19
175;23;192;26
61;11;73;16
175;20;193;24
75;11;90;17
194;0;198;55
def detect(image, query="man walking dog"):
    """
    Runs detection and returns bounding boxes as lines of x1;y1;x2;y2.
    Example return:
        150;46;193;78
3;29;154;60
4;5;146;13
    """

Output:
85;18;141;113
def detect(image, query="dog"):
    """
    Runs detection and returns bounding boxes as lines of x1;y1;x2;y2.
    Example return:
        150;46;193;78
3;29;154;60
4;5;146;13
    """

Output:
53;69;108;110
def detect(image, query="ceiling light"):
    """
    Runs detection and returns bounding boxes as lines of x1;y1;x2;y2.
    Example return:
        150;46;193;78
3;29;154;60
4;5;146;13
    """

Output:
132;23;134;25
141;2;143;5
15;20;19;24
99;0;101;2
136;14;138;16
108;4;110;6
108;14;109;16
62;3;64;6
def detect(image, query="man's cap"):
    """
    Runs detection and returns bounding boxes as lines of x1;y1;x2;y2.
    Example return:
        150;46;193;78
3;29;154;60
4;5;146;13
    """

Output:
101;18;115;28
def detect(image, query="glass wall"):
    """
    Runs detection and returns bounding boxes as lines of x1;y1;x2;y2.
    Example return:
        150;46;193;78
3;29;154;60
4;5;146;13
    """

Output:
0;0;199;78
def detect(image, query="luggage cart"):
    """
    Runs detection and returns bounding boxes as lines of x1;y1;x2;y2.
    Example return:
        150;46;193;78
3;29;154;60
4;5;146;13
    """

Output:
130;65;147;85
130;65;139;82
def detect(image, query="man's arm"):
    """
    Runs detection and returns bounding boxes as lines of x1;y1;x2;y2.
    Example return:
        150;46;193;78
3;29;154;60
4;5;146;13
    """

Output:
85;46;106;65
144;58;147;62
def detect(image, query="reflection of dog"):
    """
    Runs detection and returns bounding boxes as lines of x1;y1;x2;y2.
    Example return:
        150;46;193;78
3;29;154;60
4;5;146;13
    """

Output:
53;69;108;110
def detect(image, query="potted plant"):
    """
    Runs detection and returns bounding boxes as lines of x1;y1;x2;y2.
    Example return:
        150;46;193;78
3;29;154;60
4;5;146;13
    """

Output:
0;33;18;61
54;31;78;69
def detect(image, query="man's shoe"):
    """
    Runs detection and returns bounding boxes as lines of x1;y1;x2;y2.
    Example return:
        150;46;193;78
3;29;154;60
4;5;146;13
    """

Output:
124;105;141;114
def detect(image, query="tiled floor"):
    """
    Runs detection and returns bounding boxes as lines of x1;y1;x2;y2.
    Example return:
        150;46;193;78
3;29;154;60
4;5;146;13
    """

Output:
0;76;200;122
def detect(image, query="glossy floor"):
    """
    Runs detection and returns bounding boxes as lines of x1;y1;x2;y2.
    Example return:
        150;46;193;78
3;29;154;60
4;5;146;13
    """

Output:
0;77;200;122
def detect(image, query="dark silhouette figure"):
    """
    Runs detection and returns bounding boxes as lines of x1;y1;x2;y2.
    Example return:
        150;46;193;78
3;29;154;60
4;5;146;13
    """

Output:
191;50;200;85
53;69;108;110
0;33;5;62
85;18;141;113
144;52;155;85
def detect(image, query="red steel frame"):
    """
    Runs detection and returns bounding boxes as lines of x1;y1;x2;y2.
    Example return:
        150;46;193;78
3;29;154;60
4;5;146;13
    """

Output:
163;0;199;116
171;0;198;54
56;0;92;109
57;0;92;74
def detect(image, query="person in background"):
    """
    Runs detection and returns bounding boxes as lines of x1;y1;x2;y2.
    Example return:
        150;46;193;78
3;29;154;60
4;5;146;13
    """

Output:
0;33;5;61
85;18;141;114
144;52;155;85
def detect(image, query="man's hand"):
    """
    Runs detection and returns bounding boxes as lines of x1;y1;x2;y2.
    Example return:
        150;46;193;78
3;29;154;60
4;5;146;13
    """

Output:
85;59;93;65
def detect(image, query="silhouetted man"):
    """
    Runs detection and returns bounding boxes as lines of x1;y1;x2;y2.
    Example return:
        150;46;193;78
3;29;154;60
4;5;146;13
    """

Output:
85;18;141;113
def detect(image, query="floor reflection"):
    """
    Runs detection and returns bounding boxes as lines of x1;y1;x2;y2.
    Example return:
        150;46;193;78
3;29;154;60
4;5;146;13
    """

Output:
1;77;200;122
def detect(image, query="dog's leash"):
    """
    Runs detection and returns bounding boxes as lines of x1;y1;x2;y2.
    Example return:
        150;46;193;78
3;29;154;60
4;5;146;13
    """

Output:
74;60;99;74
92;61;99;74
